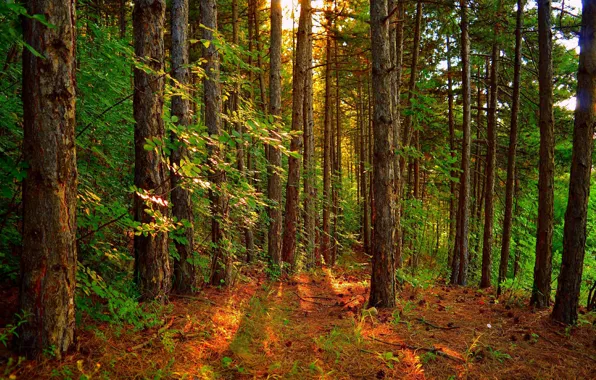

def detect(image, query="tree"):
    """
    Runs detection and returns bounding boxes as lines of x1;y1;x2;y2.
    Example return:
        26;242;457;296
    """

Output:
17;0;78;358
531;0;555;308
481;1;501;289
451;0;472;286
268;0;283;269
201;0;230;286
369;0;396;308
132;0;171;302
282;0;310;268
170;0;196;293
322;8;333;264
552;0;596;324
498;0;523;296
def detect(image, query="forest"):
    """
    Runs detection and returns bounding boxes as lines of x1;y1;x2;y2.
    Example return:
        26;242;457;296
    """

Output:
0;0;595;377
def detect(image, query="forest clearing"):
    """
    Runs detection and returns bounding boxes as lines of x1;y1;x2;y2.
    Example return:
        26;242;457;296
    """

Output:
1;0;596;377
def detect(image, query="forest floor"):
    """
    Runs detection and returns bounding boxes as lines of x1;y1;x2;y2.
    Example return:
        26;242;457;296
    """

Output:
1;250;596;379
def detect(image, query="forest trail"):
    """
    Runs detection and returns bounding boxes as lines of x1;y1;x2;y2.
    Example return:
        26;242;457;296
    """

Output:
4;251;595;379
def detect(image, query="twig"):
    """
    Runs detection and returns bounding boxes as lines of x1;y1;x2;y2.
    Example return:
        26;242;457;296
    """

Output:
129;317;175;351
369;336;464;363
172;294;215;305
292;291;330;306
77;212;129;242
416;318;459;330
299;295;334;300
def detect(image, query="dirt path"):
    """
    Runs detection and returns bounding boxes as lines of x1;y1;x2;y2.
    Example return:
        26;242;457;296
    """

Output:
3;254;595;379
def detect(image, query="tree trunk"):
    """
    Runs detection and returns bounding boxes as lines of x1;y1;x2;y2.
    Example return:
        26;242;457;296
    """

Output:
393;0;404;268
447;36;456;268
451;0;471;286
282;0;310;269
552;0;596;324
18;0;77;358
332;34;342;266
303;5;316;268
119;0;126;38
267;0;283;269
480;16;500;288
201;0;230;286
171;0;196;293
133;0;171;302
322;13;333;264
359;79;370;256
531;0;555;308
369;0;396;308
498;0;523;296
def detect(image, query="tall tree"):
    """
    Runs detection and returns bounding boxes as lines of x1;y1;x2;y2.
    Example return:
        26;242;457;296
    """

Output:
201;0;230;285
498;0;523;296
303;4;316;268
531;0;555;308
393;0;404;267
170;0;196;293
451;0;472;286
132;0;171;301
552;0;596;324
322;8;333;264
18;0;77;358
267;0;283;268
480;3;501;289
447;36;456;268
282;0;310;268
369;0;396;308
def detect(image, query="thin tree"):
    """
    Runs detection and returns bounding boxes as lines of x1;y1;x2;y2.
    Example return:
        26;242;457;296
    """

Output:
531;0;555;308
268;0;283;268
170;0;196;293
322;6;334;264
498;0;523;296
480;2;501;289
447;36;456;268
552;0;596;324
132;0;171;301
369;0;396;308
201;0;231;285
451;0;472;286
282;0;310;268
18;0;77;358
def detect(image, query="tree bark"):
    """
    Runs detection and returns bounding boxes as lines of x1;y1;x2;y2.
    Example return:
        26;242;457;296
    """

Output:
369;0;396;308
170;0;196;293
552;0;596;324
132;0;171;302
447;36;456;269
322;11;333;264
201;0;231;286
18;0;77;358
267;0;283;269
451;0;471;286
282;0;310;269
303;5;316;268
498;0;523;296
481;12;501;288
393;0;404;267
531;0;555;308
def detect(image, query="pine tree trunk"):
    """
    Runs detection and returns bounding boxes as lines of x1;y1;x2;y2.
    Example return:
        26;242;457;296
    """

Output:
322;14;333;264
498;0;523;296
133;0;171;301
552;0;596;324
201;0;230;286
18;0;77;358
303;5;316;268
531;0;555;308
267;0;283;268
282;0;310;269
369;0;396;308
170;0;196;293
451;0;472;286
481;20;500;288
393;0;404;267
447;36;456;269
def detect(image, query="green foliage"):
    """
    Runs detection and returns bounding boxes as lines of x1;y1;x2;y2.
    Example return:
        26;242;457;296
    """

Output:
0;311;30;348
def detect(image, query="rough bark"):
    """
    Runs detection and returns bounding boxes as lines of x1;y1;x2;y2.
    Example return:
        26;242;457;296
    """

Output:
481;19;500;289
303;6;316;268
498;0;523;296
170;0;196;293
201;0;231;286
393;0;404;267
132;0;171;302
552;0;596;324
531;0;555;308
447;36;456;268
18;0;77;358
369;0;396;308
267;0;283;269
282;0;309;269
451;0;471;286
322;14;333;264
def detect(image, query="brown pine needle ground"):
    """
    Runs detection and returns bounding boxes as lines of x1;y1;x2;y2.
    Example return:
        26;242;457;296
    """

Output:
1;252;595;379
